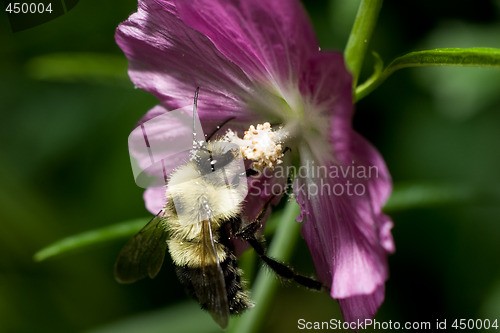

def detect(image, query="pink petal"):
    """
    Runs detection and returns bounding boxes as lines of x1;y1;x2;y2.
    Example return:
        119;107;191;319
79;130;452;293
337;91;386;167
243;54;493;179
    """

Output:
295;52;393;317
128;104;198;187
176;0;318;85
300;52;353;121
295;131;394;321
298;52;354;164
143;186;166;214
338;285;385;324
115;0;255;121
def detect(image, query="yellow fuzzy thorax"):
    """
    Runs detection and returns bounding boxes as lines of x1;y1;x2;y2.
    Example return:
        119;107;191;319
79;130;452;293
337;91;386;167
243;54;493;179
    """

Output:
165;163;243;227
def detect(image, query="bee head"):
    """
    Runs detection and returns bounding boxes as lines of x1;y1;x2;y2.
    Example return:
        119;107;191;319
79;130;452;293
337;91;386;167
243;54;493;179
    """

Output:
191;141;240;175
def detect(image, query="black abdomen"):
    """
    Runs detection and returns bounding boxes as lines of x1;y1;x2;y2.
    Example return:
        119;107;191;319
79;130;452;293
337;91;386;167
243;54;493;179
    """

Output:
176;249;250;314
175;224;251;314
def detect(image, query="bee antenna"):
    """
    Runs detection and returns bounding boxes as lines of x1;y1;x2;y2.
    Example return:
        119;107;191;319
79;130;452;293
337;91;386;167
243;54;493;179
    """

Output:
193;87;200;147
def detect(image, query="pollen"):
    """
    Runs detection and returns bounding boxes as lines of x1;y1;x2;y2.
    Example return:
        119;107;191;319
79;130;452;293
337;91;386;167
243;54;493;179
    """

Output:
224;122;283;171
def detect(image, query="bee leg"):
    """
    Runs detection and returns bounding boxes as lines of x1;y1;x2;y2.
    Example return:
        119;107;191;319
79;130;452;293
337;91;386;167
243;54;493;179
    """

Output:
244;146;291;178
235;193;276;239
206;116;236;141
245;168;259;177
230;168;257;188
236;197;330;293
242;234;330;293
237;178;296;237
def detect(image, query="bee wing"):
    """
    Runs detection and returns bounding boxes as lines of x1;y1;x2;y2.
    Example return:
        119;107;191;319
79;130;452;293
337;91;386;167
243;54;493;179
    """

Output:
114;211;169;284
193;218;230;329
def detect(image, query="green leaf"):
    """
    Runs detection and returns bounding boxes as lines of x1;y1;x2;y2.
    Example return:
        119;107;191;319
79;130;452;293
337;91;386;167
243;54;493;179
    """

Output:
384;183;478;213
33;217;149;262
25;53;129;83
356;48;500;101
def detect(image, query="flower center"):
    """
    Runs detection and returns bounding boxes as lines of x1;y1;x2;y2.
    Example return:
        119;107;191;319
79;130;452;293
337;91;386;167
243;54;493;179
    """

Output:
276;88;333;164
247;85;334;165
224;122;284;171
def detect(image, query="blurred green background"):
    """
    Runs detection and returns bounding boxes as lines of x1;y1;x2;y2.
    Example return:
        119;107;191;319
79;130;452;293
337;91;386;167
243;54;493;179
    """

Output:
1;0;500;332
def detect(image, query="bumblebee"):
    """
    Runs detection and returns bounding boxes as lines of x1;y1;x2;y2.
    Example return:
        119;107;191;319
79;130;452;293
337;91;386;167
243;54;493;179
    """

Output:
115;89;327;328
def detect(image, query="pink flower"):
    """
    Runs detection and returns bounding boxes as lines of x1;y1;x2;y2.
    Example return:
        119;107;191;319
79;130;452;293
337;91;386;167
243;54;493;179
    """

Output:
116;0;394;323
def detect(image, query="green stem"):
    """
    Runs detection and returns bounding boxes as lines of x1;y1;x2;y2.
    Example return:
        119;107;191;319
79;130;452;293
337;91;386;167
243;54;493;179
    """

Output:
227;201;302;333
344;0;383;88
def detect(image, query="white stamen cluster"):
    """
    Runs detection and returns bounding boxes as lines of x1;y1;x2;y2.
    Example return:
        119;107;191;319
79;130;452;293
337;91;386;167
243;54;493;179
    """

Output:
224;122;283;171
